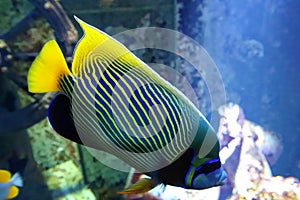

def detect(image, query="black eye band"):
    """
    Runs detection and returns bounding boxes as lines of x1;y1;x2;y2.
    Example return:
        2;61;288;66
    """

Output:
194;158;221;175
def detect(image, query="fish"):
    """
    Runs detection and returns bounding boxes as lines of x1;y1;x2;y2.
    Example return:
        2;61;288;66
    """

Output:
27;16;227;194
0;170;23;200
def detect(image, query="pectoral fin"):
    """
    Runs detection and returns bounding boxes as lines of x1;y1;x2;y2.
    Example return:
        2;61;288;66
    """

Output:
48;94;102;150
48;94;82;145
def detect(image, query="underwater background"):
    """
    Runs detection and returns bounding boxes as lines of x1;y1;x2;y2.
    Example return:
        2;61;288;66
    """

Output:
0;0;299;199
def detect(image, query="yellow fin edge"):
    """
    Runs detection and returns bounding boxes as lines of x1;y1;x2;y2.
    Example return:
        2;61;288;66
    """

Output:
118;178;154;195
0;169;11;183
7;186;19;199
72;16;110;75
72;16;142;76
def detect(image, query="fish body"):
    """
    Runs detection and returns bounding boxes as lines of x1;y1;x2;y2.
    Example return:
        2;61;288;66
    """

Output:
27;17;226;193
0;170;23;200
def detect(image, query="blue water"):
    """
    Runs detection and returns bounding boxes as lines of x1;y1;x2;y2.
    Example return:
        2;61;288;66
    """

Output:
179;0;300;179
232;0;300;178
180;0;300;179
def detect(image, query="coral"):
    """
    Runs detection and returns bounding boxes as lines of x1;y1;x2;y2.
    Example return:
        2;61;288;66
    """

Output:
27;119;80;169
129;104;295;200
237;39;264;59
56;188;96;200
43;160;83;190
219;104;296;200
80;147;127;188
42;160;97;200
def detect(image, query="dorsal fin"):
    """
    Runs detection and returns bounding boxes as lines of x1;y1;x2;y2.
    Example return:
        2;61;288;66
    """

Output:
72;16;145;76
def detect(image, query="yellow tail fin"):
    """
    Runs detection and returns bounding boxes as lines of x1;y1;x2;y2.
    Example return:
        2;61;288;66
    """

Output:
27;40;72;93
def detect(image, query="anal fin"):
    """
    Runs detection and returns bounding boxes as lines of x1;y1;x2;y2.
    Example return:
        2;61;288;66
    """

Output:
118;178;155;194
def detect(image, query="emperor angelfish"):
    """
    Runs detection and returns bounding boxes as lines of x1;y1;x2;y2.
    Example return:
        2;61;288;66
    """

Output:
27;16;226;194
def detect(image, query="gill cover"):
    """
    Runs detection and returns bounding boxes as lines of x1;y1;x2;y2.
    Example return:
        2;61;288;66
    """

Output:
184;150;227;189
192;166;227;189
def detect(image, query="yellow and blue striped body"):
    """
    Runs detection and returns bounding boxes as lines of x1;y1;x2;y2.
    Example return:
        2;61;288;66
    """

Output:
59;39;201;172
